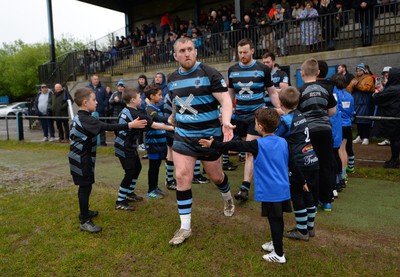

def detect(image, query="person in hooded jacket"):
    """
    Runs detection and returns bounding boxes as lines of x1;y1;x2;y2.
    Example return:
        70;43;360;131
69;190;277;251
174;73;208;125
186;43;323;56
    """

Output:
372;68;400;168
109;80;127;123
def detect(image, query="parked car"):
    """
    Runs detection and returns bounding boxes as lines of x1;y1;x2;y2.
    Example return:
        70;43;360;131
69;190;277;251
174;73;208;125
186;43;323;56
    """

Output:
0;102;29;116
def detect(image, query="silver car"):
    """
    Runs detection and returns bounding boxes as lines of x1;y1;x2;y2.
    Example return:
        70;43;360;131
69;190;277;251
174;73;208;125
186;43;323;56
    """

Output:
0;102;29;116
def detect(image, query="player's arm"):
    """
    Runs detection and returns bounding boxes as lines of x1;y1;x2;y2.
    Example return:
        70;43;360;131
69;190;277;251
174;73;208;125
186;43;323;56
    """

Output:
228;87;236;102
213;91;235;142
266;85;280;108
151;122;174;131
199;137;259;157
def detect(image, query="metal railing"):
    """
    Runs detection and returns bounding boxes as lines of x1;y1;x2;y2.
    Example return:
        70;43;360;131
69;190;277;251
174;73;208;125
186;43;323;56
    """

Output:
38;3;399;85
1;113;399;142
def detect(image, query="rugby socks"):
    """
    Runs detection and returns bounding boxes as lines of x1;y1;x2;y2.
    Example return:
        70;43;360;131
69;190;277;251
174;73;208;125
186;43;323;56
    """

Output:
177;189;192;230
239;152;246;161
127;177;137;194
165;159;174;184
216;173;232;201
194;160;201;177
222;154;229;166
348;155;355;170
294;209;308;235
118;174;136;202
240;181;251;192
306;206;316;232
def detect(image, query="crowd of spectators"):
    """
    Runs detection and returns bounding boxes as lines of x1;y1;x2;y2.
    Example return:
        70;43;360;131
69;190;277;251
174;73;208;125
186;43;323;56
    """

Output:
78;0;398;71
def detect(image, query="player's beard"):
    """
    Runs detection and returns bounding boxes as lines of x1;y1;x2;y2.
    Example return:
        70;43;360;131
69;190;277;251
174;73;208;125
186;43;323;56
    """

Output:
181;58;196;71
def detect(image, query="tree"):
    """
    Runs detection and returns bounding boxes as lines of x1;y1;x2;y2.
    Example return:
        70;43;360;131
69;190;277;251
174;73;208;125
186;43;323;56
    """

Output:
0;36;85;101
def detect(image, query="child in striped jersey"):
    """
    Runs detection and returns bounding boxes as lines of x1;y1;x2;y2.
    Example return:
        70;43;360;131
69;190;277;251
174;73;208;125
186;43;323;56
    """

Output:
275;86;319;241
69;88;147;233
114;88;174;210
145;85;171;198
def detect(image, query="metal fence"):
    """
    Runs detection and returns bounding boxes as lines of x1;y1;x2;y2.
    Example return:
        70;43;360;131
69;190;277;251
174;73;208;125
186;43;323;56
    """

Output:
1;114;399;142
38;3;399;86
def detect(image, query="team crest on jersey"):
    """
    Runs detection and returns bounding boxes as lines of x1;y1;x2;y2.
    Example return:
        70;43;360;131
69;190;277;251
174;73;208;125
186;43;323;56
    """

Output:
254;71;259;77
194;77;201;88
175;94;198;115
237;81;254;96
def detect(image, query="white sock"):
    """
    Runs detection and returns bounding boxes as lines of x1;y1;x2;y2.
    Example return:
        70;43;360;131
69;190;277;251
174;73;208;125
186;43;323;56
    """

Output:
221;191;232;202
180;214;191;230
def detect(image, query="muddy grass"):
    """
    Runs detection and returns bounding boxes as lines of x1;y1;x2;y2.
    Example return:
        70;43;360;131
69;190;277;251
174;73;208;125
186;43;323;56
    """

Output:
0;165;71;194
1;142;399;275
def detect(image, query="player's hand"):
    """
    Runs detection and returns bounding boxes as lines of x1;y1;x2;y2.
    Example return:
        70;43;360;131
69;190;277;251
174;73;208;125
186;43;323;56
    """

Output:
129;118;147;129
168;115;176;126
303;183;309;192
222;123;236;142
199;136;214;148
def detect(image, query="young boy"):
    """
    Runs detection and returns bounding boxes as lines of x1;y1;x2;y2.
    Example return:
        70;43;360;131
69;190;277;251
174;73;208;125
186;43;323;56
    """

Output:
275;86;319;241
199;108;291;264
114;88;174;210
69;88;147;233
330;73;354;182
297;58;337;212
145;85;170;198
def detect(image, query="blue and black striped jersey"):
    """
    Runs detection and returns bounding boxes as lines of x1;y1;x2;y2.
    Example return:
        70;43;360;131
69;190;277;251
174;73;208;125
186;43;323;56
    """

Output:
167;62;228;150
275;109;319;171
228;60;273;118
114;107;153;158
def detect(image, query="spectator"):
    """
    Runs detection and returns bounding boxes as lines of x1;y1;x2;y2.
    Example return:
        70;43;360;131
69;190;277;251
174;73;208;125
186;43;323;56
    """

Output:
165;32;176;62
137;74;148;155
208;10;223;54
109;80;127;123
272;4;289;56
176;23;188;38
105;85;113;122
160;12;171;42
222;15;231;32
337;64;355;87
372;67;400;168
354;0;377;47
199;10;208;27
34;84;55;142
187;20;196;37
346;63;375;145
228;15;241;61
86;75;109;146
255;8;274;55
121;38;132;59
375;66;392;146
51;83;71;143
191;28;205;56
241;14;258;50
318;0;339;50
292;2;304;19
297;1;319;53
